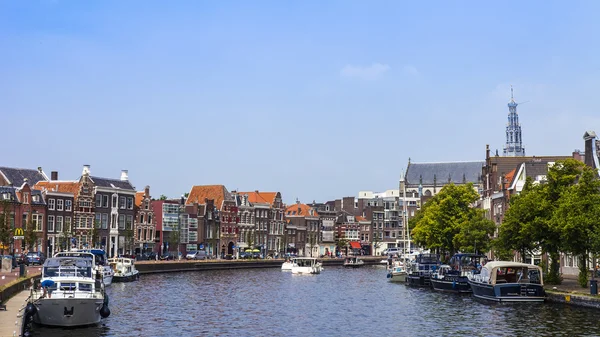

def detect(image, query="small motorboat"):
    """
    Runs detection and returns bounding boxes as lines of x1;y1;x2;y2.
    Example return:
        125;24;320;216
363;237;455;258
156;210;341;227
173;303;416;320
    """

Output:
468;261;545;302
343;256;365;268
291;258;323;275
387;262;407;283
431;253;485;293
108;257;140;282
281;258;295;271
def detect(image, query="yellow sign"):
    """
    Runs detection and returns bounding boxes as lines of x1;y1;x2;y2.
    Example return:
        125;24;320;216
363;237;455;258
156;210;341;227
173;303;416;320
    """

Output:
13;227;24;239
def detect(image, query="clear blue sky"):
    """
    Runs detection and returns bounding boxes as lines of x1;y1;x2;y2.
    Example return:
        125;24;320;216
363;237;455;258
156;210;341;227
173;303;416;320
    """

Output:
2;1;599;203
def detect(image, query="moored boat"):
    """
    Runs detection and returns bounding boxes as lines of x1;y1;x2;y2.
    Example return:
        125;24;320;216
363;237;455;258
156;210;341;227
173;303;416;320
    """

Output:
343;256;364;268
281;258;295;271
108;257;140;282
406;253;440;287
291;257;322;275
29;257;110;327
467;261;545;302
387;261;407;283
431;253;485;293
54;250;114;286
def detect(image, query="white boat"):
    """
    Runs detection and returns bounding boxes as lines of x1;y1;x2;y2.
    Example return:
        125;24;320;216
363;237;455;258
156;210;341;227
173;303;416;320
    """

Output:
467;261;545;302
387;264;407;283
108;257;140;282
79;249;114;286
343;256;365;268
29;257;110;327
54;251;114;286
281;258;295;271
291;257;322;275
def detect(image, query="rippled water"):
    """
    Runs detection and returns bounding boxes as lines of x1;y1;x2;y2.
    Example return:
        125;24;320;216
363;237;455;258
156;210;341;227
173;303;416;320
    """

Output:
33;265;600;337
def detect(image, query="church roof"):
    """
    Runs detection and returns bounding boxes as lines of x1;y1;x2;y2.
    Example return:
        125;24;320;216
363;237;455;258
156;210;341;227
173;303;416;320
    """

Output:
405;161;484;187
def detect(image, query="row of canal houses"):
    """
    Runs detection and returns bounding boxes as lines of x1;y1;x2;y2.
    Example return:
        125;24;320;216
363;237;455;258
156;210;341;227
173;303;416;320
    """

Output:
1;131;599;263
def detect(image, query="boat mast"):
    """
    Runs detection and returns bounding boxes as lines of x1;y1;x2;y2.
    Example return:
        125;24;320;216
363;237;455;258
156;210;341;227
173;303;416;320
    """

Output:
400;170;409;256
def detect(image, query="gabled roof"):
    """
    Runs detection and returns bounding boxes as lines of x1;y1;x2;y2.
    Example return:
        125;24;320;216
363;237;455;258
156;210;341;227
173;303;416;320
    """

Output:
488;155;570;178
285;203;318;217
238;191;278;205
90;176;135;190
0;167;48;186
135;191;144;207
405;161;484;186
35;181;79;197
504;169;517;190
186;185;231;209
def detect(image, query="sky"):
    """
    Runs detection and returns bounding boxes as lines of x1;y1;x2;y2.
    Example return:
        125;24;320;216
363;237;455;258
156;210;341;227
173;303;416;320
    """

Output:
2;1;600;204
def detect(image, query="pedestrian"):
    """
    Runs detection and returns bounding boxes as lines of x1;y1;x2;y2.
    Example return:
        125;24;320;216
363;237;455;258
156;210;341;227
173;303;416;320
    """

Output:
155;252;158;262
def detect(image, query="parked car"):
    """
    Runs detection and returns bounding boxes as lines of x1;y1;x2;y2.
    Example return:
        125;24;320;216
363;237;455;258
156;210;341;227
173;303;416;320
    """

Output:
141;252;157;260
26;252;46;265
186;251;208;260
13;253;28;266
160;252;177;261
239;252;251;259
381;248;401;257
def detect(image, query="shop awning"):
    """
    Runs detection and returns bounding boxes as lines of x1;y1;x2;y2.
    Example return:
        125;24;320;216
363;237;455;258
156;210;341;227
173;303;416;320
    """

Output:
349;241;361;249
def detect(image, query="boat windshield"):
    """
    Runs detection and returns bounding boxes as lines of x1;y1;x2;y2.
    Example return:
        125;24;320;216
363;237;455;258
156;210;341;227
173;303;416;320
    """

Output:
43;258;93;278
494;267;542;285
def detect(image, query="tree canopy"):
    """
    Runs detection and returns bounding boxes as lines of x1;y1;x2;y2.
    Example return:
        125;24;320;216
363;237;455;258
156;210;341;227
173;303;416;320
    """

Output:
410;183;495;256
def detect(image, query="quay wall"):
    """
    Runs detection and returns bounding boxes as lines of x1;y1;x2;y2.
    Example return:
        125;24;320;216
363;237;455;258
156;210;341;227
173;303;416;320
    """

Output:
136;257;384;274
546;291;600;309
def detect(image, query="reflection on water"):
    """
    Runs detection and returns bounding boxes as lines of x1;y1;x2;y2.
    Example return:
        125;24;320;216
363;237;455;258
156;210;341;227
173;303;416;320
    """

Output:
33;265;600;337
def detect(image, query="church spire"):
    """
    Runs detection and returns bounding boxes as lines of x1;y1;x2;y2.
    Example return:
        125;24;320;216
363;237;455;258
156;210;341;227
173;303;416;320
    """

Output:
503;86;525;157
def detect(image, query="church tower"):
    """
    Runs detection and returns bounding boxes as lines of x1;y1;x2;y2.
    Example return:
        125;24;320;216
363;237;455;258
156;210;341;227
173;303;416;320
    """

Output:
503;86;525;157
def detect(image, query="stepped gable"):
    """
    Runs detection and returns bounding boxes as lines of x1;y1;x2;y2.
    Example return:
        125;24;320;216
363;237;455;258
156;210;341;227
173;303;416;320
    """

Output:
0;167;48;186
186;185;231;208
405;161;484;186
90;176;135;190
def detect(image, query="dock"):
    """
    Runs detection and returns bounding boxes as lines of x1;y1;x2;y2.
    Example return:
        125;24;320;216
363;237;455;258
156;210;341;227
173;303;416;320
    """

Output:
0;290;29;337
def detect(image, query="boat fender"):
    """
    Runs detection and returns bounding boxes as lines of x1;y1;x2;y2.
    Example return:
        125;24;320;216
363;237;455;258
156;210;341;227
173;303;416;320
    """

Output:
100;305;111;318
387;273;392;278
24;303;37;316
103;294;109;306
452;281;456;289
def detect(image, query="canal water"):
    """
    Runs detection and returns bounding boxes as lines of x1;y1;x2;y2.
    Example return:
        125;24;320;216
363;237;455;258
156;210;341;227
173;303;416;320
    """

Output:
33;265;600;337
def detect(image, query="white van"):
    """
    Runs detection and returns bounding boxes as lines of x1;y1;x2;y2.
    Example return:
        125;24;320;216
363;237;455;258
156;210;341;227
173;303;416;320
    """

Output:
382;248;401;257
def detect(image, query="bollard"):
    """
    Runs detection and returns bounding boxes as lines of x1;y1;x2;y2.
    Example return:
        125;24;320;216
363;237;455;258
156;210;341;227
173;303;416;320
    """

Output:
19;264;25;278
590;279;598;295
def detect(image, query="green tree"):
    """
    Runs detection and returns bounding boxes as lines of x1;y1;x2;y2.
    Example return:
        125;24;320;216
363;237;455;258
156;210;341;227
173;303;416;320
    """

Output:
159;195;168;201
555;165;600;287
496;177;540;262
24;212;38;251
336;237;348;256
0;200;11;255
411;183;492;256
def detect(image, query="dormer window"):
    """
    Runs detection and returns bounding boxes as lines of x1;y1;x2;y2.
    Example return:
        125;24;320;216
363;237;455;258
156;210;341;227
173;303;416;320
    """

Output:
2;193;10;200
32;195;40;203
24;193;29;204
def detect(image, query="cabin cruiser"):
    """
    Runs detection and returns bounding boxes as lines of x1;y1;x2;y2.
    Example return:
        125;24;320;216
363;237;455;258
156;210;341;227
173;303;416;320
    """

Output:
406;253;440;287
281;258;295;271
108;257;140;282
55;251;114;286
29;257;110;327
387;260;407;283
343;256;365;268
291;257;323;275
467;261;545;302
431;253;485;293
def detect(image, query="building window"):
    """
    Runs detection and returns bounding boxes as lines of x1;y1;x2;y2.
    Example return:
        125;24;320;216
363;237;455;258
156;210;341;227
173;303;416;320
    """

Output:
137;228;142;241
95;214;101;228
112;195;117;208
149;229;154;241
33;214;42;231
65;200;72;211
140;214;145;224
101;213;108;229
55;199;63;211
103;195;109;208
127;197;133;210
63;217;70;233
148;214;152;224
48;215;55;233
23;193;29;204
119;197;126;209
126;215;133;230
48;199;55;210
95;194;102;207
145;200;149;210
56;216;64;233
118;214;125;229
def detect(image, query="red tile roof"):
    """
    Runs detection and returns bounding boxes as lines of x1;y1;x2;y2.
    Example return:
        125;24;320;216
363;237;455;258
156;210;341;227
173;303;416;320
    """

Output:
505;168;517;190
135;191;144;207
355;215;366;222
285;203;318;217
35;181;80;197
238;191;277;205
186;185;230;209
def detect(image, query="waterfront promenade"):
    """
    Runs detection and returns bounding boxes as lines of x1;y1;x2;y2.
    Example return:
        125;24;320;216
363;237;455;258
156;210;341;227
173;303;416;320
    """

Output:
0;290;29;337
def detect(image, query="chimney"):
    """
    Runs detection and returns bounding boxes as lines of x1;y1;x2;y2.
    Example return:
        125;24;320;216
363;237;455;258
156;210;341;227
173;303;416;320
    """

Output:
145;185;150;196
82;165;91;176
51;171;58;180
37;167;43;173
120;170;129;181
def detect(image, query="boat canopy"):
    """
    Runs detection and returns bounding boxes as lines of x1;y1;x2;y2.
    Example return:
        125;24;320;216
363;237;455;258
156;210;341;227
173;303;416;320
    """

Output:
481;261;543;286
